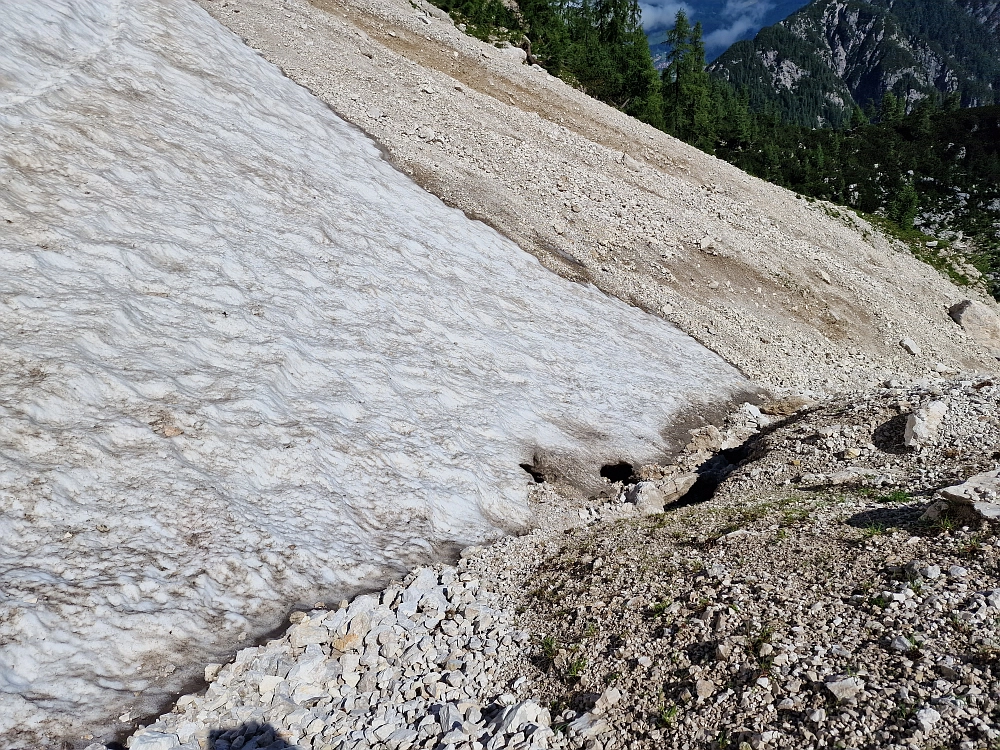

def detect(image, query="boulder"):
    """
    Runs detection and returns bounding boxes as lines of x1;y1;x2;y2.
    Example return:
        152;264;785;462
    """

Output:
499;44;527;63
289;621;330;649
824;677;863;701
130;733;180;750
828;466;879;486
492;700;542;735
948;299;1000;354
592;687;622;715
938;469;1000;521
567;711;609;738
686;425;723;452
903;400;947;448
626;481;665;515
919;499;950;522
760;394;817;416
695;679;716;699
627;471;699;515
916;706;941;733
622;154;643;172
660;471;699;502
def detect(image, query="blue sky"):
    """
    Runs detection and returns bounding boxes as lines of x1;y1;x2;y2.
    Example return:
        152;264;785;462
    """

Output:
643;0;811;60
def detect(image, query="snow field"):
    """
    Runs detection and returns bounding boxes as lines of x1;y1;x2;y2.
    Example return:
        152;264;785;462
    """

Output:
0;0;748;744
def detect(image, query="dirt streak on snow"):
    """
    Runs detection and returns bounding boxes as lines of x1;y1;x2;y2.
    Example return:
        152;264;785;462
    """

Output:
0;0;749;744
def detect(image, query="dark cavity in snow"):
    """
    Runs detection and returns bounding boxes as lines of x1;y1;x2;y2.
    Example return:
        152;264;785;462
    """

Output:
519;463;546;483
599;462;634;484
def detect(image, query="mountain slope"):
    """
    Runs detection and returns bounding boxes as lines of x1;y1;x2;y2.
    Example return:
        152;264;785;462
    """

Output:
192;0;1000;393
710;0;1000;127
0;0;751;744
960;0;1000;32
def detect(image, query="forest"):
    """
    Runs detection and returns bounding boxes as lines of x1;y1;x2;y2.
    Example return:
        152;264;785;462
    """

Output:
427;0;1000;298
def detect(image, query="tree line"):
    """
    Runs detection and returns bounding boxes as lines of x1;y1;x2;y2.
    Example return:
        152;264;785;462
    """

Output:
429;0;999;296
657;11;999;296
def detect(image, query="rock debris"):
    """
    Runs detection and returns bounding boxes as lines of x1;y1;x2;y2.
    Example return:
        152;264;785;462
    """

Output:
131;378;1000;750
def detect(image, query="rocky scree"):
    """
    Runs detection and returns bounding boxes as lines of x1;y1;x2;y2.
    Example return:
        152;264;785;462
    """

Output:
129;568;550;750
474;377;1000;750
128;378;1000;750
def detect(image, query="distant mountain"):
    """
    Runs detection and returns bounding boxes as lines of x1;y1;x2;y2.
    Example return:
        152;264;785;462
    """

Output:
644;0;810;66
708;0;1000;127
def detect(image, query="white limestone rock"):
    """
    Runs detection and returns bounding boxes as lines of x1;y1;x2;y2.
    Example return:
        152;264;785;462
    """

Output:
129;732;180;750
904;400;947;448
939;469;1000;521
626;482;666;515
949;299;1000;355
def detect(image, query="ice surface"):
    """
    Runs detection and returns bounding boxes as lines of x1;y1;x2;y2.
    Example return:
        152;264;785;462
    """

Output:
0;0;748;744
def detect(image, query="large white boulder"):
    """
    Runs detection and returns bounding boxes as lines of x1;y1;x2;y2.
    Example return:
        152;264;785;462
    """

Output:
939;469;1000;521
949;299;1000;356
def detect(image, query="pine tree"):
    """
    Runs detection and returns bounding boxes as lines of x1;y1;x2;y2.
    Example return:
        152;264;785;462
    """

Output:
889;181;919;228
663;10;691;135
880;92;905;124
685;22;714;149
660;11;712;143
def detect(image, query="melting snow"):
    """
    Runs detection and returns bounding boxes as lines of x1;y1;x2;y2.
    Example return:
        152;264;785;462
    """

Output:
0;0;748;744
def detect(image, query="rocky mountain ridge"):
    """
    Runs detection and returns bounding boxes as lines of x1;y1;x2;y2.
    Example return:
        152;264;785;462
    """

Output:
709;0;1000;127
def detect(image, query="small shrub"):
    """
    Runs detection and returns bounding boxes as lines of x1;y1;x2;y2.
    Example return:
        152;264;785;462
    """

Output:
658;703;679;726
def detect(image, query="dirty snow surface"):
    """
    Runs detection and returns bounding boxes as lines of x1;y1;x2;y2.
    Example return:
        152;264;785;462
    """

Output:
0;0;748;744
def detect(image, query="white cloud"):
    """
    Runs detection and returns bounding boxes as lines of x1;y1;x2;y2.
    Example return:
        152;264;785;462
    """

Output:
639;1;692;32
704;0;775;52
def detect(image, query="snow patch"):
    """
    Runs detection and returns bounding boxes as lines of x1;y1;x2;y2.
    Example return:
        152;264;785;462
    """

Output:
0;0;747;744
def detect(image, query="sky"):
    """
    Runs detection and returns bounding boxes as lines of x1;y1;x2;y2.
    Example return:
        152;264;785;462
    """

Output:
643;0;811;60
